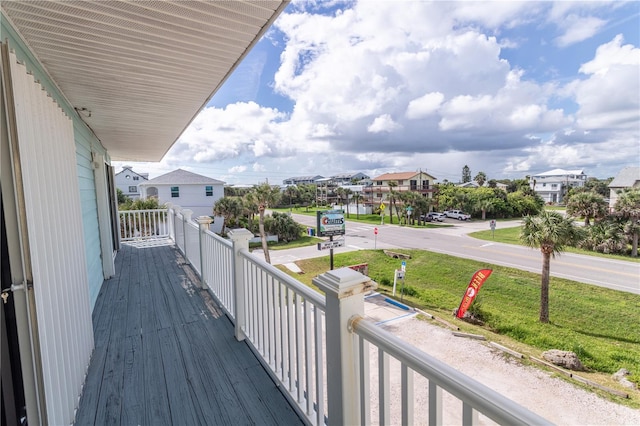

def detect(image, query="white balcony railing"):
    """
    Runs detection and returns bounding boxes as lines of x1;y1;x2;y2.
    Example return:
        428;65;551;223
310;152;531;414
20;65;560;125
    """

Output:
118;208;170;241
123;206;551;426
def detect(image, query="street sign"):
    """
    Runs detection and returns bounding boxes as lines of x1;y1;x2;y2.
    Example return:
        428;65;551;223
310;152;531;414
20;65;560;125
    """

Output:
380;203;386;211
401;260;406;272
374;227;378;235
490;220;496;230
317;210;345;237
317;239;345;250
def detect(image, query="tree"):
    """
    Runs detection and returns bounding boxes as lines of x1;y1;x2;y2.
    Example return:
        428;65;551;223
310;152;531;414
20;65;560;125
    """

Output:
614;188;640;257
246;183;281;264
565;191;608;226
285;185;298;211
474;171;487;187
462;165;471;183
520;211;582;323
352;192;362;219
344;188;353;218
387;181;398;224
117;188;129;205
213;196;243;235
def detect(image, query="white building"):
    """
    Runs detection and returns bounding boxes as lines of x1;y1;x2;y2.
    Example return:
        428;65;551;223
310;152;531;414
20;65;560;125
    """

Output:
139;169;225;232
114;165;148;200
608;167;640;210
529;169;587;204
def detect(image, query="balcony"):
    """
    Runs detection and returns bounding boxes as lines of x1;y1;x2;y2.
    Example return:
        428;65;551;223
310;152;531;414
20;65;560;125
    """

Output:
76;207;551;425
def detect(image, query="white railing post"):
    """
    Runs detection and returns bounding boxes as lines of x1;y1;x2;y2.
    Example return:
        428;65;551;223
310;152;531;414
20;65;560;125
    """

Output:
313;268;376;426
165;203;173;239
182;209;193;263
197;216;213;287
228;228;254;341
172;205;181;246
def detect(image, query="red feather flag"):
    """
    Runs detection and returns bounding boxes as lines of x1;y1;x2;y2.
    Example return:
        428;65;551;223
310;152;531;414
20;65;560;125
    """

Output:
456;269;493;318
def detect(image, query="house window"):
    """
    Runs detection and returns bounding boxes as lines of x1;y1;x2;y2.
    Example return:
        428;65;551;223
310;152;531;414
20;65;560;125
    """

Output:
551;184;557;189
397;180;403;185
542;183;546;187
171;186;179;198
128;186;137;192
376;181;382;186
133;176;139;181
205;185;213;196
377;193;382;198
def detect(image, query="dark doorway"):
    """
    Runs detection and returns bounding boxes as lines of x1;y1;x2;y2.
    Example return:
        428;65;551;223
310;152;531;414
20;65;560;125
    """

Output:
1;193;27;426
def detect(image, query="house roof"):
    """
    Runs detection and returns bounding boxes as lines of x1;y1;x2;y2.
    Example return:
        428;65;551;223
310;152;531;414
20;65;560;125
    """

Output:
0;1;288;162
534;168;585;177
115;166;148;179
372;171;436;181
609;167;640;188
140;169;224;186
284;175;324;181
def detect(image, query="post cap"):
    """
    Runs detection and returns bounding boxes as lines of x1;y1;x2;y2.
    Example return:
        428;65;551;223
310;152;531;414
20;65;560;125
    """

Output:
228;228;255;242
196;216;213;225
313;267;377;299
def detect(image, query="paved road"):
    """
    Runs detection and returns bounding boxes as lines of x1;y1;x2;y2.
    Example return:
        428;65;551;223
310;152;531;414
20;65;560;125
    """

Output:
266;213;640;295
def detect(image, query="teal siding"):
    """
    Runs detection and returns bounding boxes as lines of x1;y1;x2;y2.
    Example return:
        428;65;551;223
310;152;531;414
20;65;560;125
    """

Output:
2;13;109;311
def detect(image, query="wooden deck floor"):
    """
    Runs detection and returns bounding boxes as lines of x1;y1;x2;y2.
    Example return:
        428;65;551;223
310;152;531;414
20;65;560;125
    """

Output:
75;242;302;425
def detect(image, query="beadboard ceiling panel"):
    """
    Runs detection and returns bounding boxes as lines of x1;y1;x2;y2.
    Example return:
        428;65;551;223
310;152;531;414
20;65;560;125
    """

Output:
1;0;288;161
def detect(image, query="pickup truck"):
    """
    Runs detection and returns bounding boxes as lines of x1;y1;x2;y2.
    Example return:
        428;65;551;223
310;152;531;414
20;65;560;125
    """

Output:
444;210;471;220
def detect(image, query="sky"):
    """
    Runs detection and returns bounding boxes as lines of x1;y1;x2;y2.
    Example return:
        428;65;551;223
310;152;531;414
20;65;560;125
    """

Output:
114;0;640;185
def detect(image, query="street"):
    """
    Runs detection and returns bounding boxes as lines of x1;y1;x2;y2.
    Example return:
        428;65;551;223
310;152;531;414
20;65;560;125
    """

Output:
266;213;640;295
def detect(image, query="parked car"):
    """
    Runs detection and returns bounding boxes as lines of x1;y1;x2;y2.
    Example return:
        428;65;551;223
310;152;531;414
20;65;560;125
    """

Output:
426;212;446;222
419;213;433;222
444;210;471;220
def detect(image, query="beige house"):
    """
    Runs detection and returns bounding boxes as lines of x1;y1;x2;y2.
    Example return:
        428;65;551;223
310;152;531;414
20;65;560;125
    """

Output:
365;171;437;205
608;167;640;210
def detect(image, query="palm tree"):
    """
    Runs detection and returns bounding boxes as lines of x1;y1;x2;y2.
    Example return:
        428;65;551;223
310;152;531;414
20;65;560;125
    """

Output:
566;191;608;226
344;188;353;218
520;211;582;323
475;198;494;220
388;181;398;224
352;192;362;219
247;183;281;264
614;188;640;257
285;185;298;212
474;172;487;187
335;186;345;208
213;196;243;235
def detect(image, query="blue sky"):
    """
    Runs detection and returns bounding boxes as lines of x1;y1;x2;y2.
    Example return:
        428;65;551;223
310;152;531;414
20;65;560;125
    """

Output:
115;1;640;185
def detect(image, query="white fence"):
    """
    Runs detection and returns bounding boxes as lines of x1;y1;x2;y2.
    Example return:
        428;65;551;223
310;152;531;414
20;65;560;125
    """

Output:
130;206;551;426
118;209;170;241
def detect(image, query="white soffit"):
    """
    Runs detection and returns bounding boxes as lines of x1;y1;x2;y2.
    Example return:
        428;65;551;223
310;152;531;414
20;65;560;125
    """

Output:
1;0;288;161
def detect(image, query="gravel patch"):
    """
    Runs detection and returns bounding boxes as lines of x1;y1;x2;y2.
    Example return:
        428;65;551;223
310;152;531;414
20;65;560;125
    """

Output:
376;317;640;425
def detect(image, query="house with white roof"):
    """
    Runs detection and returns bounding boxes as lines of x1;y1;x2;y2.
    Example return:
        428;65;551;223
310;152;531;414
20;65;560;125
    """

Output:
139;169;225;231
114;165;148;200
365;171;437;206
529;169;587;204
608;167;640;210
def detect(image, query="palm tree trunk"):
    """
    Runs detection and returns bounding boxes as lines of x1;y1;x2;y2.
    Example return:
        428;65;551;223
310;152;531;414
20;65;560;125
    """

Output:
540;251;551;323
259;210;271;263
632;231;638;257
482;209;486;220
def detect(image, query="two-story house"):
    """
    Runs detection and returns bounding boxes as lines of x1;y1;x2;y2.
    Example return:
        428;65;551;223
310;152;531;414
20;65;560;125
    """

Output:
139;169;225;232
114;165;148;200
608;167;640;210
365;171;437;206
282;175;324;185
529;169;587;204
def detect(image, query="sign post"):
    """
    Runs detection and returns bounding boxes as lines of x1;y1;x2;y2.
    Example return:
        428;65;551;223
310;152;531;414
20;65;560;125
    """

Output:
400;261;407;301
374;227;378;249
317;209;346;270
490;219;496;239
380;202;386;225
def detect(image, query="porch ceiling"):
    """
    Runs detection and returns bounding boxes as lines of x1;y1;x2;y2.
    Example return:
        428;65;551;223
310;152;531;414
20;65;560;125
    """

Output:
1;0;288;161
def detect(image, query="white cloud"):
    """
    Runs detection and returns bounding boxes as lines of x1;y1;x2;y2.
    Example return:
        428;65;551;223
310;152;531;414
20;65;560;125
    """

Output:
406;92;444;119
228;165;247;173
554;15;606;47
368;114;401;133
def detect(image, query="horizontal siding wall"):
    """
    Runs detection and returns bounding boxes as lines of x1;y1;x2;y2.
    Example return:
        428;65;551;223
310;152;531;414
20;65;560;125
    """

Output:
75;128;104;309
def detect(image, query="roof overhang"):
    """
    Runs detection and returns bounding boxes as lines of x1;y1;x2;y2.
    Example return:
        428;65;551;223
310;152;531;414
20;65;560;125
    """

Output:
1;0;288;161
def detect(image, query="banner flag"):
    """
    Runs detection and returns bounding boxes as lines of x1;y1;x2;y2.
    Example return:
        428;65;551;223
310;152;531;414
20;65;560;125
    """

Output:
456;269;493;318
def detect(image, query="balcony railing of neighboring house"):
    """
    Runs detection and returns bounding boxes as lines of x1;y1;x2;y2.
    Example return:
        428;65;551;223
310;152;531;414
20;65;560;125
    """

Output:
118;208;170;240
119;205;551;426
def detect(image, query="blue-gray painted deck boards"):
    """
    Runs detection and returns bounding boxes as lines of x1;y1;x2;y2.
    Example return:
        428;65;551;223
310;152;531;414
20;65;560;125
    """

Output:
75;243;303;425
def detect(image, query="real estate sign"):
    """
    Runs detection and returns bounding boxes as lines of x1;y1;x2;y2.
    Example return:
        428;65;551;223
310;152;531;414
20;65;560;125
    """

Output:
317;209;345;237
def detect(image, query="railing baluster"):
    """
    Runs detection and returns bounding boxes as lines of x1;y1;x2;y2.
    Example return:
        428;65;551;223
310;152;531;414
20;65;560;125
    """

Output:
379;349;390;425
429;380;442;426
359;336;370;426
295;293;303;403
401;364;414;425
462;402;477;426
315;307;324;426
304;299;313;416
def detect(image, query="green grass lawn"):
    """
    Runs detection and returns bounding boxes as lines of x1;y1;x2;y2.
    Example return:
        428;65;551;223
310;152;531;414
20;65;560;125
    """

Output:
280;249;640;406
469;227;640;263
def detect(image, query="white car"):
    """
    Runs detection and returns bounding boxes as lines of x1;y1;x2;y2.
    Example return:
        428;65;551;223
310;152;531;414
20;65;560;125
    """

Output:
426;212;446;222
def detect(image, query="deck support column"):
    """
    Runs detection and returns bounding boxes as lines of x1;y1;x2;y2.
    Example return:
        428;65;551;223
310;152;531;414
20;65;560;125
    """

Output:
228;228;254;341
313;268;376;426
182;209;193;263
196;216;213;287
